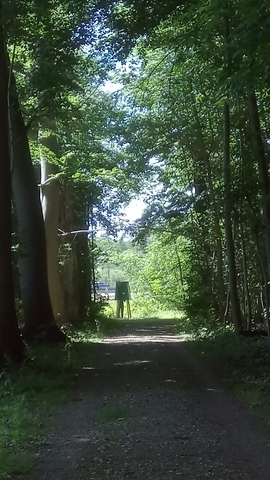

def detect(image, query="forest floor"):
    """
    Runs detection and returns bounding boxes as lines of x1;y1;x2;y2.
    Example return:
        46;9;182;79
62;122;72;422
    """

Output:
14;319;270;479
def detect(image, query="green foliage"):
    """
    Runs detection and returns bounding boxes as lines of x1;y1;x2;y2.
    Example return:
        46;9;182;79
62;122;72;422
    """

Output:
129;298;163;318
0;345;70;478
5;0;270;373
96;0;270;332
186;327;270;426
96;234;187;317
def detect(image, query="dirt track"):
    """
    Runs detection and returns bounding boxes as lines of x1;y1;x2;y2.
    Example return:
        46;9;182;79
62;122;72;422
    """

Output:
24;320;270;479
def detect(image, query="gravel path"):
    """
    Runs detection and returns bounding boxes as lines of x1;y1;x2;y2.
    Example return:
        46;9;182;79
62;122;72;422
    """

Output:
24;320;270;479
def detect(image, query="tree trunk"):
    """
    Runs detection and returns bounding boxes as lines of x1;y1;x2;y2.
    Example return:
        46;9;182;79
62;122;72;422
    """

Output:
73;190;91;320
9;72;65;344
39;136;67;325
247;90;270;334
76;230;91;319
0;19;24;361
223;100;242;333
189;97;225;320
237;98;252;331
90;207;97;306
59;181;80;324
222;9;242;333
239;206;252;330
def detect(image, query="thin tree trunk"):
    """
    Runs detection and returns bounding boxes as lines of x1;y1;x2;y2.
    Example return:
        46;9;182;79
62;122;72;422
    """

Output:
223;289;230;326
237;95;252;330
222;9;242;334
76;232;90;318
59;181;80;324
0;18;24;361
239;206;252;330
247;90;270;335
74;195;91;319
90;207;96;305
172;236;184;288
223;100;242;333
189;92;225;320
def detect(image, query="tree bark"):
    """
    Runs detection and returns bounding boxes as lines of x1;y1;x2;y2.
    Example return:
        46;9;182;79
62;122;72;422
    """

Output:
0;18;24;361
189;96;225;320
247;90;270;334
239;206;252;330
9;73;65;344
39;135;67;324
237;99;252;331
75;222;91;319
222;9;242;334
59;180;80;324
223;100;242;333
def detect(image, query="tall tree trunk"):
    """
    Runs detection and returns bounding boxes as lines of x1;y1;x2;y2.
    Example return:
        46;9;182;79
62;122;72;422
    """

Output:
9;73;65;344
189;87;225;319
223;9;242;333
39;134;67;324
237;98;252;330
89;207;97;306
247;90;270;334
172;235;184;288
59;180;80;324
0;18;24;361
214;216;225;320
223;100;242;333
74;193;91;319
76;233;90;318
239;206;252;330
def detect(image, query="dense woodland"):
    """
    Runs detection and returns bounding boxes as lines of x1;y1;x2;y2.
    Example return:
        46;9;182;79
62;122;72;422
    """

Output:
1;0;270;362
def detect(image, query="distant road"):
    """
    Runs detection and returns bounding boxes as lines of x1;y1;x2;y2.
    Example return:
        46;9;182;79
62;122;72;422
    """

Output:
97;286;115;301
108;289;115;300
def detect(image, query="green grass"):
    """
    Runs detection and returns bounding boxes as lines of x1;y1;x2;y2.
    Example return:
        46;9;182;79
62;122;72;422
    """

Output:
0;316;118;479
0;347;69;478
177;322;270;427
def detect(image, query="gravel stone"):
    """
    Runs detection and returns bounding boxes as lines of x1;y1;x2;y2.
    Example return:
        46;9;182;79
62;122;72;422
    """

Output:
16;320;270;479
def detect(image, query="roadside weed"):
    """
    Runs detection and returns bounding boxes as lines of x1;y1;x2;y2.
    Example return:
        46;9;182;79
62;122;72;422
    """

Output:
185;327;270;427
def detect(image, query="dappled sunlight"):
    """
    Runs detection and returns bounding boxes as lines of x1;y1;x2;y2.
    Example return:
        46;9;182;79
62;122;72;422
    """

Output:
102;320;184;345
113;360;152;366
103;334;183;344
206;387;224;393
82;360;152;370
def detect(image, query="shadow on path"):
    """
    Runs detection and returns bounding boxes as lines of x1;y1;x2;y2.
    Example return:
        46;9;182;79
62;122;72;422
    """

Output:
25;320;270;480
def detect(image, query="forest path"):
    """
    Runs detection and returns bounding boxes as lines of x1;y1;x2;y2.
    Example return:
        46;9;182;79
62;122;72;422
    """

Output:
26;320;270;479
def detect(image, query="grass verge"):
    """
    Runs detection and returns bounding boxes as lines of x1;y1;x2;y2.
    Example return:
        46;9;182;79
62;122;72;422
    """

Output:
0;346;70;479
0;316;118;479
176;321;270;427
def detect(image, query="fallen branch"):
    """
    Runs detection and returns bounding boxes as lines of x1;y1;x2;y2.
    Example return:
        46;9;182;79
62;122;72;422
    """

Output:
58;229;90;237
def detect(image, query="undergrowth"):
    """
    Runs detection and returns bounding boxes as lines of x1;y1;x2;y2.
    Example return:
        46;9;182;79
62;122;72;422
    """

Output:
0;314;118;479
176;320;270;427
